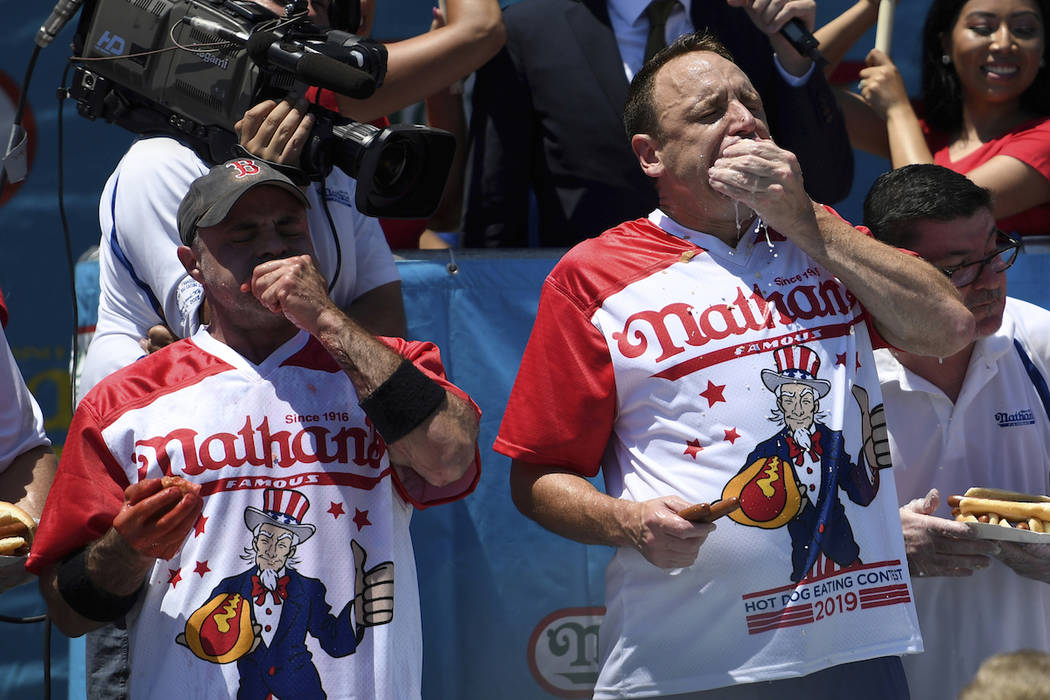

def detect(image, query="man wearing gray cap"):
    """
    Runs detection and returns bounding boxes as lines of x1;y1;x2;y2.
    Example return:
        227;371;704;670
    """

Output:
28;157;482;700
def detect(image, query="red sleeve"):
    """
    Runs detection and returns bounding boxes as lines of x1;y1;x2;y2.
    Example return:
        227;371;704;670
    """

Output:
378;337;482;509
25;403;131;574
493;278;616;477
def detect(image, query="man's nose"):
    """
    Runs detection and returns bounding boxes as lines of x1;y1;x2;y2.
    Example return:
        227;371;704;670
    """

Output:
257;225;293;258
727;101;758;136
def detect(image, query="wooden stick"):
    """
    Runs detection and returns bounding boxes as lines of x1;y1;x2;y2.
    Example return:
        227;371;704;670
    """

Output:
874;0;894;54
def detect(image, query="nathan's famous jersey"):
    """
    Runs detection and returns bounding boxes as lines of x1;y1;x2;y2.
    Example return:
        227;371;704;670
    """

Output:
29;329;479;700
496;211;922;698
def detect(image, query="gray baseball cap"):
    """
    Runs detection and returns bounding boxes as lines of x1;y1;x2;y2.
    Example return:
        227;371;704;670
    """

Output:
177;158;311;245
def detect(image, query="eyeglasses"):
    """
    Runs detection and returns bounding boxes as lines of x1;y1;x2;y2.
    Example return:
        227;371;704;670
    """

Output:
936;229;1021;288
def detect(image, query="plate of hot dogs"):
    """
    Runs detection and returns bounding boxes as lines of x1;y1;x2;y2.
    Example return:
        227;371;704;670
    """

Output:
949;487;1050;544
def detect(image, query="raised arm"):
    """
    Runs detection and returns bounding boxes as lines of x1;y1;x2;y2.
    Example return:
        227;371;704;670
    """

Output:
814;0;882;75
334;0;505;122
728;0;817;77
709;136;975;357
247;254;478;486
510;460;715;569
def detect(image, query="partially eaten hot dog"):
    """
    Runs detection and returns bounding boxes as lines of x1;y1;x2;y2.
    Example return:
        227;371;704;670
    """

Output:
679;497;741;523
161;475;201;497
949;488;1050;533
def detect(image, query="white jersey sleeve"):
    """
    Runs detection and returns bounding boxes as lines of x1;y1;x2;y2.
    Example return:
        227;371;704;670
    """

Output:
0;324;50;472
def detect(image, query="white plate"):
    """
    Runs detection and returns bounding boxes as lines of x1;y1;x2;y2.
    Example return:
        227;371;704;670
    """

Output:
967;522;1050;544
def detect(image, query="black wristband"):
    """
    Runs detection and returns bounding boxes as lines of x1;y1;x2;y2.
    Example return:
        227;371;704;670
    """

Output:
56;548;143;622
359;360;446;443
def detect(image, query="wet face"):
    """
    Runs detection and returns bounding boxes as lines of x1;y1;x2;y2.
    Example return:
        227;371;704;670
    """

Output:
183;186;312;324
907;209;1009;337
640;52;770;222
253;523;296;572
945;0;1045;106
778;383;818;432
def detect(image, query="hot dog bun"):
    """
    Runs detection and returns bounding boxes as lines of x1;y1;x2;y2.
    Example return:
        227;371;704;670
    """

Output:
963;487;1050;504
949;488;1050;533
0;501;35;556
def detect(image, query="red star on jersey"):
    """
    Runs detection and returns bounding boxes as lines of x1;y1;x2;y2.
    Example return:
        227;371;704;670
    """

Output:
723;427;741;444
684;439;703;459
167;568;182;588
353;509;371;531
328;502;345;519
835;353;847;367
194;514;208;538
699;381;727;407
194;561;211;578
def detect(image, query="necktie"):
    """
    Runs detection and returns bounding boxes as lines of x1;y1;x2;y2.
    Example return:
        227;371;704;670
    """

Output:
643;0;678;66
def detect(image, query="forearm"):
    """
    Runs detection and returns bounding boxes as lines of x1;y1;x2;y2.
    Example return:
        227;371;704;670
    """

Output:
814;0;879;74
805;205;974;356
0;445;56;522
313;306;478;484
509;461;638;549
38;529;152;637
334;0;504;122
836;89;891;157
886;104;934;168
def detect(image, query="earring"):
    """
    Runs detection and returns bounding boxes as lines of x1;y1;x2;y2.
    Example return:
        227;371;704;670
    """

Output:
941;54;951;65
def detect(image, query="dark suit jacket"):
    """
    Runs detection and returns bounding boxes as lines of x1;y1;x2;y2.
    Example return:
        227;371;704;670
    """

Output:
212;567;358;699
464;0;853;248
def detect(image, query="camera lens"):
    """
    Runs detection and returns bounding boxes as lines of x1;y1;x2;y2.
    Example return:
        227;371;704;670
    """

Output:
373;139;420;196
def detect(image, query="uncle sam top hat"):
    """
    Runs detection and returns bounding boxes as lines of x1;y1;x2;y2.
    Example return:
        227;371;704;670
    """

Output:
244;488;316;543
760;345;831;398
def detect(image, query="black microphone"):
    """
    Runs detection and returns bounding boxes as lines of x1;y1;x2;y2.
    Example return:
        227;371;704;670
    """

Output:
35;0;84;48
246;31;377;99
779;18;824;63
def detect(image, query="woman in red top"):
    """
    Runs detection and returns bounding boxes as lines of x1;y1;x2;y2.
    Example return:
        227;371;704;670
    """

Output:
818;0;1050;236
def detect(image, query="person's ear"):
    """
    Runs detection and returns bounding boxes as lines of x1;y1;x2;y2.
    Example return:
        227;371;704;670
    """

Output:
939;33;952;62
178;244;203;284
632;133;664;179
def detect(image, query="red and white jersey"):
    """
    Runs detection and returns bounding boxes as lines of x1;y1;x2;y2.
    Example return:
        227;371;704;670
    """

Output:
496;211;921;697
29;329;480;700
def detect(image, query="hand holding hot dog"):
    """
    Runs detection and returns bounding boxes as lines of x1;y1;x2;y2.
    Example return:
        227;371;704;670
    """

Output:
900;489;996;578
629;496;716;569
113;477;203;561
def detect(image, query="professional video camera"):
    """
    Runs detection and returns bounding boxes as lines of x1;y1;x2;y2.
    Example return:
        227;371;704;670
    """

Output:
67;0;456;217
